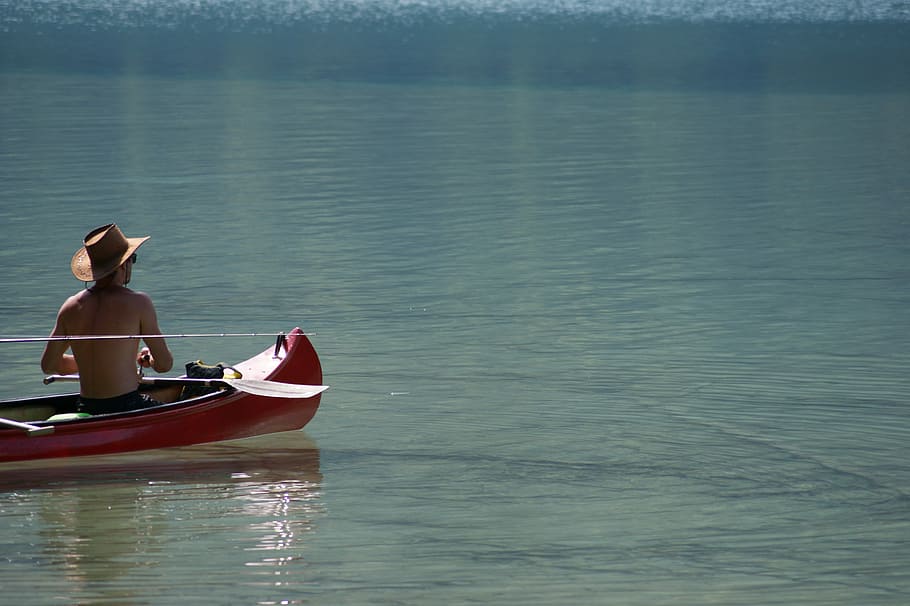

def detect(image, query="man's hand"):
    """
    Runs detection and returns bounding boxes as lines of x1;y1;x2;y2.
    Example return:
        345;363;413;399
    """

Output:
138;347;153;368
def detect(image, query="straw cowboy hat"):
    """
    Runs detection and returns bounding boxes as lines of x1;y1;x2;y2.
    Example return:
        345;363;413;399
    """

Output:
71;223;150;281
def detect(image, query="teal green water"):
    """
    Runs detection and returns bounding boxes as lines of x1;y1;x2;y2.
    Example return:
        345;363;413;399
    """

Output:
2;5;910;604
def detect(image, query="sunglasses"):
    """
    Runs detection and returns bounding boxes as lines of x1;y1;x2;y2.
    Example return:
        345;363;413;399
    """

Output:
129;253;138;264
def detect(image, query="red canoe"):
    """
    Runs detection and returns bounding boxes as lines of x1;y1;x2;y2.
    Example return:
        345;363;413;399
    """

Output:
0;328;325;463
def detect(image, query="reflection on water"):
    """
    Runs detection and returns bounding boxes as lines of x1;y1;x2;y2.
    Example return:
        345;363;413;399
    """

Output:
0;433;322;604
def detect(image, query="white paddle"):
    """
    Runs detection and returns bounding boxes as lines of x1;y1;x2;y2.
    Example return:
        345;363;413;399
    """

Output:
0;417;55;436
141;376;329;399
44;375;329;399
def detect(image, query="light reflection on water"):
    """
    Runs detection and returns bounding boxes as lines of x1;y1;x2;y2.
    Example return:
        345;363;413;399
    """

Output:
0;433;323;605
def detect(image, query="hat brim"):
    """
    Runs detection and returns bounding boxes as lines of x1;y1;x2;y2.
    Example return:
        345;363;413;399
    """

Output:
71;236;149;282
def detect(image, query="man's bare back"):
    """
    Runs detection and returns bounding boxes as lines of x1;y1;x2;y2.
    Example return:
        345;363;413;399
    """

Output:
41;224;173;401
42;285;172;398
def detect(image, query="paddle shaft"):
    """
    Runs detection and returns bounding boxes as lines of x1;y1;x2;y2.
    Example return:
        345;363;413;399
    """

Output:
142;377;329;399
0;417;55;436
43;374;329;399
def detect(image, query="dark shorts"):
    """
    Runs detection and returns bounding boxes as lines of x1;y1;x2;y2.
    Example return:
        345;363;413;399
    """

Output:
77;390;161;416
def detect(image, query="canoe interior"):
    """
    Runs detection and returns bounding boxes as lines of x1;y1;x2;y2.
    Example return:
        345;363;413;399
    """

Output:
0;385;196;424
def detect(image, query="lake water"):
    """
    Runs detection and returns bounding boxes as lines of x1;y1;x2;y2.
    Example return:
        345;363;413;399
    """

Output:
1;1;910;604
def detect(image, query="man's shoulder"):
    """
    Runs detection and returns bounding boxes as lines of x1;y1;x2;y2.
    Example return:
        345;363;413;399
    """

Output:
127;288;155;303
97;285;151;299
62;289;90;307
121;287;151;298
67;286;153;306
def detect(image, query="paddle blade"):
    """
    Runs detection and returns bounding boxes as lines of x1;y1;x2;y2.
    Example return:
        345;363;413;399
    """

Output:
223;379;329;399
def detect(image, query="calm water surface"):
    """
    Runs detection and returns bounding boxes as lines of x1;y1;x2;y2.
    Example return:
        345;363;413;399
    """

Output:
2;2;910;604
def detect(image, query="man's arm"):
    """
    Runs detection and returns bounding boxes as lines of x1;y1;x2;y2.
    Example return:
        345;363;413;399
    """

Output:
40;305;78;375
138;294;173;373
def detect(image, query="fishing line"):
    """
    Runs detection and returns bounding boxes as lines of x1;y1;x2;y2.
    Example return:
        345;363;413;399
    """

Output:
0;333;312;344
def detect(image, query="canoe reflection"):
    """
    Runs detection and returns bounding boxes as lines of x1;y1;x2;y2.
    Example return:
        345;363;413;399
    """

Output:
0;431;321;490
0;432;322;601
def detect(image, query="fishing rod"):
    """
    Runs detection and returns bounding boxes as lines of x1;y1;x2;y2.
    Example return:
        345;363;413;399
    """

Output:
0;333;307;344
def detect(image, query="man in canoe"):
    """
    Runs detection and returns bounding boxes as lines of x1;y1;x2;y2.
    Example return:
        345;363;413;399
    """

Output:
40;223;174;415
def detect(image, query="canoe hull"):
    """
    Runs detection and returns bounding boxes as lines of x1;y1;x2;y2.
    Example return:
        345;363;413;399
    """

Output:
0;328;323;462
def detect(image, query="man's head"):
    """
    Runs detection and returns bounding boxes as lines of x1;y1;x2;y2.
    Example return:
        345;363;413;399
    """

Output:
71;223;149;282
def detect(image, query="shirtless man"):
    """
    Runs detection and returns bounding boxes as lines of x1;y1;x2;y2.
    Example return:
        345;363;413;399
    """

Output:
41;224;174;415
